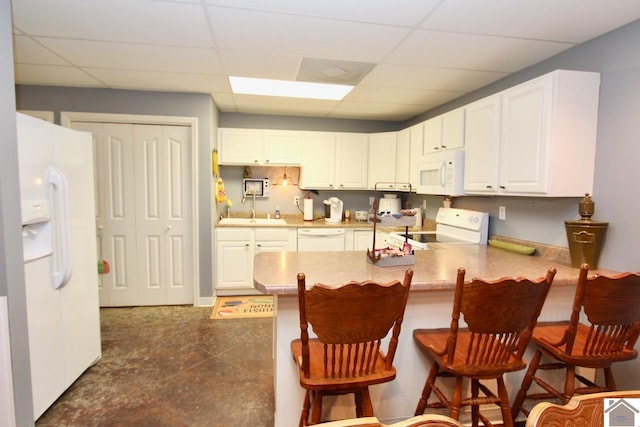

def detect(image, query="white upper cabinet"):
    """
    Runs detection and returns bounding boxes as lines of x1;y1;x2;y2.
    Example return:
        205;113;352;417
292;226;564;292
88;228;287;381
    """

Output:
335;133;369;189
368;132;398;190
219;128;262;164
300;132;368;190
408;123;424;190
463;95;502;193
263;131;302;164
299;132;335;189
423;107;465;155
464;69;600;197
219;128;301;165
395;128;413;192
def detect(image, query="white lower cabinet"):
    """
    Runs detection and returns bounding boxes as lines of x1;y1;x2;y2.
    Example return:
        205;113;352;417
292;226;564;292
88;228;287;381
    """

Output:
215;227;296;293
347;229;389;251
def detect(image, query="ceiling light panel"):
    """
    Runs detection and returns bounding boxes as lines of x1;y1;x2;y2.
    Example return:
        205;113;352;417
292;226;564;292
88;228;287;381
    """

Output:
230;76;353;100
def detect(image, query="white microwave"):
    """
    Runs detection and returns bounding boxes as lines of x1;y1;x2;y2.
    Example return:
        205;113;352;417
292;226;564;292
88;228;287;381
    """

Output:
243;178;270;197
417;150;465;196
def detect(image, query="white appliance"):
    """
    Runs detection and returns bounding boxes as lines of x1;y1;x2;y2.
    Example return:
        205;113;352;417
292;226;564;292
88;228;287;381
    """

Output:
242;178;270;197
378;194;401;214
324;197;343;223
388;207;489;250
297;228;346;252
16;113;101;420
417;150;465;196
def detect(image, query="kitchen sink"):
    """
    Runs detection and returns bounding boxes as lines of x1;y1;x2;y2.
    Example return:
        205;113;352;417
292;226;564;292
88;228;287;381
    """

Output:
218;218;287;225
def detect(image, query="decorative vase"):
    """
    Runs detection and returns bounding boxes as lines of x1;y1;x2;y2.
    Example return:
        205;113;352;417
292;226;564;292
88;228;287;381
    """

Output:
564;193;608;269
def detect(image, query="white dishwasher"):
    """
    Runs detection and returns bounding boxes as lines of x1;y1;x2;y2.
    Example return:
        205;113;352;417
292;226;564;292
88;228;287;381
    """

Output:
297;228;345;252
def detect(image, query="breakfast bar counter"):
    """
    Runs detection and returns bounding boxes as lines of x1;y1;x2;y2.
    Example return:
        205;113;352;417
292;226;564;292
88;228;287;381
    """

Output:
254;245;614;425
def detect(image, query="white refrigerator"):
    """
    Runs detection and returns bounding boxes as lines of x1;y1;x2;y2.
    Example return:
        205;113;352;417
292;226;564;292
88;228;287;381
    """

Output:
16;113;102;420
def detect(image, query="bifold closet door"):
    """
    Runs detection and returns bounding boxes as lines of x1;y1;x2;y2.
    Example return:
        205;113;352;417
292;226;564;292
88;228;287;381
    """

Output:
71;122;192;306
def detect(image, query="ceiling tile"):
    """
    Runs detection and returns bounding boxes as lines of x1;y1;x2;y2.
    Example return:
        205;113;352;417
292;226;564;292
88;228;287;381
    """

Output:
330;101;424;121
11;0;213;47
424;0;640;43
14;64;107;87
232;94;338;117
362;64;507;92
35;38;223;74
204;0;441;26
13;35;70;66
211;92;237;111
85;68;229;93
207;6;411;63
218;50;301;80
387;30;575;72
346;85;437;107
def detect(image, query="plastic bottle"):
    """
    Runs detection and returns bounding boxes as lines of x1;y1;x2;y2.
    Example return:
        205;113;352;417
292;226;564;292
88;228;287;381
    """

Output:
275;206;280;219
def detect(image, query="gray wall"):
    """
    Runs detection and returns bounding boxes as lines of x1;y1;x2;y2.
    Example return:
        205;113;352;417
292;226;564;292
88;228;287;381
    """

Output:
15;86;219;302
1;0;34;423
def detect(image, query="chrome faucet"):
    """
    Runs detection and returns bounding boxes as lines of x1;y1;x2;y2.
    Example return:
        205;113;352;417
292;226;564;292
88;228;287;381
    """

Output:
242;189;257;219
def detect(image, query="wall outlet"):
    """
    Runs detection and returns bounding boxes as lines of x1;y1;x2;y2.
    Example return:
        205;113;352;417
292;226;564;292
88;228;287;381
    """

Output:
294;196;300;206
499;206;506;220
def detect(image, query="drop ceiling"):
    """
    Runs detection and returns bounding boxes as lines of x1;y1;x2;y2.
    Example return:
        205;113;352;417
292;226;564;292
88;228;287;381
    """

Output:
11;0;640;122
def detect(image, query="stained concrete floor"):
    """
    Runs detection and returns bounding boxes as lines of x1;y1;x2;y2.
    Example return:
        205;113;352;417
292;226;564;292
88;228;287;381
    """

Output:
35;306;274;427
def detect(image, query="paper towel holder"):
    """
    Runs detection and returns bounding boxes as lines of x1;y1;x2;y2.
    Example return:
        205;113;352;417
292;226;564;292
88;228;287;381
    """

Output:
303;196;314;221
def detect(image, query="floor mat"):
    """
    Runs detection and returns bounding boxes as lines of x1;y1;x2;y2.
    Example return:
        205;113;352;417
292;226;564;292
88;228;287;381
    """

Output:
211;295;274;319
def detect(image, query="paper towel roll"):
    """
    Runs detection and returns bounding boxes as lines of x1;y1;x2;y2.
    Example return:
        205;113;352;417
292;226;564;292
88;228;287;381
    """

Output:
303;198;314;221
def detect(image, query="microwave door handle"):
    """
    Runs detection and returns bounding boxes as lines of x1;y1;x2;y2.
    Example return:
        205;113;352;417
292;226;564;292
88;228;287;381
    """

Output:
439;161;447;188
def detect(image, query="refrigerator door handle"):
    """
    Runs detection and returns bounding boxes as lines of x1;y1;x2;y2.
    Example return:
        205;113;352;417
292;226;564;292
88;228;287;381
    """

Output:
47;167;73;290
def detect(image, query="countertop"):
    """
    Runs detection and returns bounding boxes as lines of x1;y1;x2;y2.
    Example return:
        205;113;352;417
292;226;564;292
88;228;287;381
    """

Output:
216;213;433;231
253;244;616;295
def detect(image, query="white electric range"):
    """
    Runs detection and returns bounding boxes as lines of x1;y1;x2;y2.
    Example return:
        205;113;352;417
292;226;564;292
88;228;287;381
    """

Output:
387;207;489;250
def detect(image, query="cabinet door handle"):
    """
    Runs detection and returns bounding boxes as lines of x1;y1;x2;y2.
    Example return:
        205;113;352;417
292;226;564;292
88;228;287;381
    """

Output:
499;185;506;190
434;146;440;150
486;185;493;189
441;145;447;149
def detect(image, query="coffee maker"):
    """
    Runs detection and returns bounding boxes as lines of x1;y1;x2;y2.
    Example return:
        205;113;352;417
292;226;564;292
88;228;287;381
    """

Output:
324;197;344;223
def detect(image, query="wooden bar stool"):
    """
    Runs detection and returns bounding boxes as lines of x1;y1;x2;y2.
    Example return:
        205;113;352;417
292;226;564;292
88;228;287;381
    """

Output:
291;269;414;426
413;267;556;427
511;264;640;420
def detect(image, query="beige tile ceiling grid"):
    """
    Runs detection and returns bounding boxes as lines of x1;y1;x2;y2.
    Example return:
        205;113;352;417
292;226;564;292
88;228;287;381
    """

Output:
11;0;640;121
